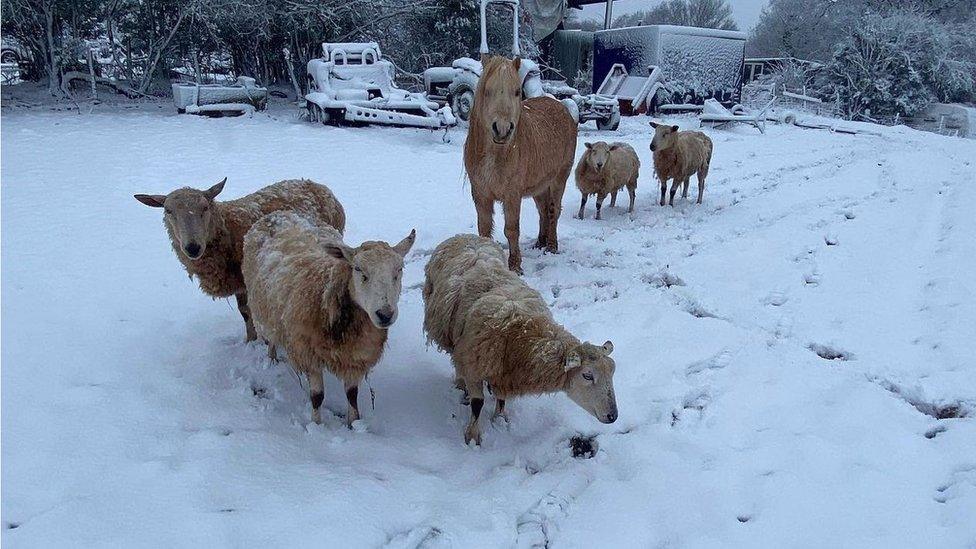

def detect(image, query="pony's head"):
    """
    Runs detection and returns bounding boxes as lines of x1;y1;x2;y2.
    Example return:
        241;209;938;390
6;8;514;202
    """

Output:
474;55;523;146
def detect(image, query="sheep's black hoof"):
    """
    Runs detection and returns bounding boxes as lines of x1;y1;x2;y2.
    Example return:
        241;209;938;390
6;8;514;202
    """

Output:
569;434;598;459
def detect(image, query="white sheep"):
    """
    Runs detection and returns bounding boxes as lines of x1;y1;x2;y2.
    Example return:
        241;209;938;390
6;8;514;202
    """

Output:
134;178;345;341
242;211;415;425
423;234;619;445
649;122;713;206
574;141;640;219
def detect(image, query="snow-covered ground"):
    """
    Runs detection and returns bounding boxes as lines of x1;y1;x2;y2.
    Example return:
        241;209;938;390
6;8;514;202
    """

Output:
2;107;975;547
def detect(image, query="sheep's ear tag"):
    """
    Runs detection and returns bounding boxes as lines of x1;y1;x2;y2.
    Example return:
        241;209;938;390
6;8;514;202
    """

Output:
565;350;582;371
602;340;614;355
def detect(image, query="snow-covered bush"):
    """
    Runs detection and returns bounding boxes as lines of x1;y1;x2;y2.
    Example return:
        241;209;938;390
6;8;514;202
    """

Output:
817;10;975;119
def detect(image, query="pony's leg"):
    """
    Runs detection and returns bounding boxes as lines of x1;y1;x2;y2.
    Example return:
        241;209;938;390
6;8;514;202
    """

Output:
595;192;607;220
502;199;523;274
546;173;568;253
576;193;588;220
472;190;494;238
532;192;550;249
659;177;667;206
610;190;618;208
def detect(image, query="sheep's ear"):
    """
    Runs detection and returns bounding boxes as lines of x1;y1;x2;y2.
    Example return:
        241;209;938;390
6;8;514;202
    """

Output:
602;340;614;355
324;243;355;263
134;194;166;208
393;229;416;257
649;120;659;128
512;56;521;70
584;142;593;150
480;53;490;65
670;125;679;132
204;178;226;200
608;144;619;152
565;348;582;371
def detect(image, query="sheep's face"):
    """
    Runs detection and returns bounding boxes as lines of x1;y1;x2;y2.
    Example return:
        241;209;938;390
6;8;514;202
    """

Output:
325;230;416;329
584;142;618;172
475;55;523;146
564;341;618;424
134;178;226;261
649;122;680;152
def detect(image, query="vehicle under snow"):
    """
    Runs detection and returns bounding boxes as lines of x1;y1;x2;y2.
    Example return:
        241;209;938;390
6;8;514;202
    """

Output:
305;42;455;129
594;25;747;114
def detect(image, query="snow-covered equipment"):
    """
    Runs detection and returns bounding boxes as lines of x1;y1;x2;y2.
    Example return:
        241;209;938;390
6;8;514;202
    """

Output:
593;25;747;114
1;62;22;85
172;76;268;116
305;42;455;129
699;97;777;134
422;0;621;130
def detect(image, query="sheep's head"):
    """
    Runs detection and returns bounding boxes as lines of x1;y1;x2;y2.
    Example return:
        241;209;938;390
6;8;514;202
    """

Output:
325;230;416;329
134;178;226;261
584;142;620;173
649;121;680;152
563;340;618;424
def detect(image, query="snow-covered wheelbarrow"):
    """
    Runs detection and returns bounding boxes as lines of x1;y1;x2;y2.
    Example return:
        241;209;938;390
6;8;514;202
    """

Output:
172;77;268;116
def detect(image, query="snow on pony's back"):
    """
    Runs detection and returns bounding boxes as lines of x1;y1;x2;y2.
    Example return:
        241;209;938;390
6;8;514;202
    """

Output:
133;178;346;341
422;234;619;445
242;211;415;426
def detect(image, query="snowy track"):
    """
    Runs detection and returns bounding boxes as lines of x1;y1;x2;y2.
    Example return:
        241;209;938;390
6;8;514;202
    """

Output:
2;110;975;547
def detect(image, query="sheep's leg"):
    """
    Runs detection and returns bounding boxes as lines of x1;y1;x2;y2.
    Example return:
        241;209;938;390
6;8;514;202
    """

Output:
267;342;278;363
344;378;361;427
697;171;706;204
576;193;588;220
595;192;607;220
491;398;509;425
681;178;690;198
236;292;257;342
308;369;325;425
610;190;618;208
668;179;681;206
473;191;494;239
659;178;667;206
532;192;550;249
464;380;485;445
502;200;523;274
627;180;637;214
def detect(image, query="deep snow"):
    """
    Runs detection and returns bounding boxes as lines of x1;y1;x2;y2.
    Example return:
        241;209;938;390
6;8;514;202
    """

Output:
2;107;975;548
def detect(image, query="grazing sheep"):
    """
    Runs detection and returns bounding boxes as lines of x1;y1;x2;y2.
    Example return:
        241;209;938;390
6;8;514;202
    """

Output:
423;234;618;445
242;211;415;426
134;178;345;342
649;122;713;206
574;141;640;220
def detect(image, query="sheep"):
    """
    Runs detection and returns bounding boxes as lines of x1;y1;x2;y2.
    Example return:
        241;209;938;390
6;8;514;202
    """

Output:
134;178;345;342
574;141;640;220
242;211;415;426
423;234;618;445
649;121;713;206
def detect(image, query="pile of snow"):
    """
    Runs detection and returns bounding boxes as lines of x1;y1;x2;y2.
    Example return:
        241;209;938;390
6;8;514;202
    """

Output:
2;109;975;546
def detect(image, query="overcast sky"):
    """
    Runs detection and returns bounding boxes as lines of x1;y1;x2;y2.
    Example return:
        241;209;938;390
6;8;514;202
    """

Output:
579;0;770;31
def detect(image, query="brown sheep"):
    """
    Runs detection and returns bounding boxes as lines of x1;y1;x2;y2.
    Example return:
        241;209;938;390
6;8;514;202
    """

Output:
134;178;345;341
650;122;713;206
574;141;640;220
423;234;618;445
465;55;578;274
242;211;415;426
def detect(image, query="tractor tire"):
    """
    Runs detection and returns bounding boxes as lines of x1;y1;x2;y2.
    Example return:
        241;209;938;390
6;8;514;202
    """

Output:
450;85;475;123
596;110;621;131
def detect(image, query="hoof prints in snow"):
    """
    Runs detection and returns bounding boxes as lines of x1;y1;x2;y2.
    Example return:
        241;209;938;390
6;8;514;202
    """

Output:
924;425;947;439
874;378;971;419
736;515;751;523
569;435;598;459
385;525;443;548
808;343;853;361
6;522;20;530
641;269;686;288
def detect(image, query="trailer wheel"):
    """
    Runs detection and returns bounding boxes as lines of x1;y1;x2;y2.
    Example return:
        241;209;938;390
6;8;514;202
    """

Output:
450;86;475;122
307;103;331;125
596;111;620;131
